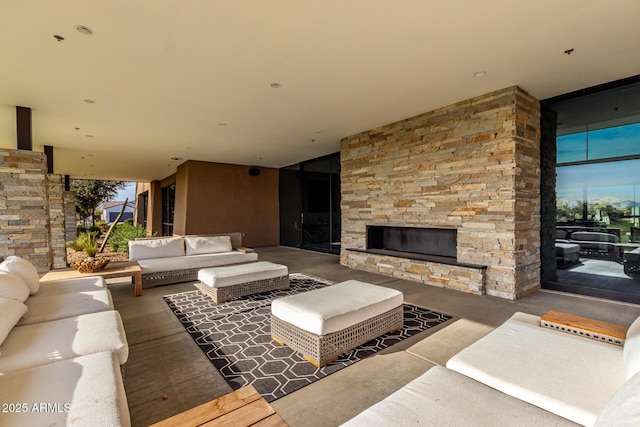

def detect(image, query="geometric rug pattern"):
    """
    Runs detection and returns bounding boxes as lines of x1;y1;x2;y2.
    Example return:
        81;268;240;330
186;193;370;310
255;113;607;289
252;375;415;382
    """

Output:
164;274;452;402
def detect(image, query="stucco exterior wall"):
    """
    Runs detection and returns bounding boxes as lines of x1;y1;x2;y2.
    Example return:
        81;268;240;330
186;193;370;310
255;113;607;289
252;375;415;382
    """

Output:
143;161;279;247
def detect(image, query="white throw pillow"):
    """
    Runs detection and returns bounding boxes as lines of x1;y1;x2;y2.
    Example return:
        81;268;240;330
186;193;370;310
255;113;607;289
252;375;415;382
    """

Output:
594;370;640;426
0;297;28;346
128;237;185;261
0;271;30;302
185;235;233;255
623;315;640;380
0;256;40;295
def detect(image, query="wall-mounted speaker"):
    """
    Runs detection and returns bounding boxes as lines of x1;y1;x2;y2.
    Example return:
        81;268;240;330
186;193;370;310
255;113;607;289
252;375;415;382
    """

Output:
249;167;261;176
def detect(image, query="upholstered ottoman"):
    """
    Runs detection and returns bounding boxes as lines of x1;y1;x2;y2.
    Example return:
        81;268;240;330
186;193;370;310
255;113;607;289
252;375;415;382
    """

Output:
556;242;580;265
271;280;404;367
198;261;289;303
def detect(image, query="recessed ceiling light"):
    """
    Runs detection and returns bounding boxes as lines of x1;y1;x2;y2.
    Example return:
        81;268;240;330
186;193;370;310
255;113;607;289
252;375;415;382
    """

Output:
270;83;281;88
564;48;574;55
170;157;182;161
473;71;487;78
75;25;93;35
53;35;64;42
83;99;95;104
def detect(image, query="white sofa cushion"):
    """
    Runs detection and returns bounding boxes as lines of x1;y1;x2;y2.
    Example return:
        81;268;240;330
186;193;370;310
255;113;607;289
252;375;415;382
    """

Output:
595;370;640;427
128;236;185;261
137;251;258;274
0;310;129;373
37;276;107;296
0;351;131;427
0;297;28;346
271;280;403;335
623;315;640;379
185;235;233;255
0;256;40;294
17;289;113;326
199;261;288;288
446;312;626;426
0;270;30;302
342;366;577;427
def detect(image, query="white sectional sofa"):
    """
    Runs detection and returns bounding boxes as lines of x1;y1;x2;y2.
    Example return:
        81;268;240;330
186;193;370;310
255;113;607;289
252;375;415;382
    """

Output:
0;256;130;426
344;311;640;426
129;233;258;287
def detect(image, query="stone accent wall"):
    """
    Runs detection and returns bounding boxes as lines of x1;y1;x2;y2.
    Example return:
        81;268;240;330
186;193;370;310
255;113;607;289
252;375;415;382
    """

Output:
344;250;486;294
0;149;70;272
46;174;68;269
340;86;541;299
64;191;77;243
0;149;51;271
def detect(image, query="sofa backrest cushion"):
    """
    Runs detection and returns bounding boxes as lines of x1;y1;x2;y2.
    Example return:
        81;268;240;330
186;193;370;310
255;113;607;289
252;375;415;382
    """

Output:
570;231;619;244
0;271;30;302
556;229;568;240
623;315;640;379
594;370;640;426
0;256;40;295
128;237;185;261
0;297;28;346
184;235;233;256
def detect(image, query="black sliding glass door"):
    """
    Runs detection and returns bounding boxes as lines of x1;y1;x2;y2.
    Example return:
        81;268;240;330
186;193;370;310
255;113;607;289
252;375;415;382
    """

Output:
279;153;341;254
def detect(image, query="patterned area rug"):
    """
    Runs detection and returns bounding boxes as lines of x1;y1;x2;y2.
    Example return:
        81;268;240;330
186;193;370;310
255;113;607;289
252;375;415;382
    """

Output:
164;274;452;402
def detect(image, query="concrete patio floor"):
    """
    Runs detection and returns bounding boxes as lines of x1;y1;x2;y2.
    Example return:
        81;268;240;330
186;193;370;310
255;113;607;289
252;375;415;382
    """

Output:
107;246;640;427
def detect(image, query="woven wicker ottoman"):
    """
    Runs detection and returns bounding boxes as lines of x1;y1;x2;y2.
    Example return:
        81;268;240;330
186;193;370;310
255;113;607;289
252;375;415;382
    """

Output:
271;280;404;367
198;261;289;303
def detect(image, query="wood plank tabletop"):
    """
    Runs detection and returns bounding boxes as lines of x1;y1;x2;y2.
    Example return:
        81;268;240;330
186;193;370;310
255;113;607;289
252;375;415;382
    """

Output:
541;310;628;339
150;386;288;427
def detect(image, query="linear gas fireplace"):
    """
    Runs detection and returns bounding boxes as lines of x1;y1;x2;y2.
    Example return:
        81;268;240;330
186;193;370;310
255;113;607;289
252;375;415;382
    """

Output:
366;225;457;262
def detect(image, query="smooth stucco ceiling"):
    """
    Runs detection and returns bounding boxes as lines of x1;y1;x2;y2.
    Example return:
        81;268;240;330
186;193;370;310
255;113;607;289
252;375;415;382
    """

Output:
1;1;639;182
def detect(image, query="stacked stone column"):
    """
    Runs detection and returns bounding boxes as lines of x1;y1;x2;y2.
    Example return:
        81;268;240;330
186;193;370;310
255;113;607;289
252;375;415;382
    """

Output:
0;149;71;272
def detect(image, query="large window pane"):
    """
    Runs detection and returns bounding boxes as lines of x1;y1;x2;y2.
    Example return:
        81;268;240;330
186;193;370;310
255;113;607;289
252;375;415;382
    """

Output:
557;132;587;163
557;159;640;240
588;123;640;160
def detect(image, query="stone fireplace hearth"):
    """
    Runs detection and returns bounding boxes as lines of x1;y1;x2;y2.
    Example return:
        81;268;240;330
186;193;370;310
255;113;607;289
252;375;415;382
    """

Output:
340;86;541;300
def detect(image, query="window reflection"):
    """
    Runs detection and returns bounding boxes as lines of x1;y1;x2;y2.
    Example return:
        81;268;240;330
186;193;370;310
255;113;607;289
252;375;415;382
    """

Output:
548;79;640;302
557;160;640;241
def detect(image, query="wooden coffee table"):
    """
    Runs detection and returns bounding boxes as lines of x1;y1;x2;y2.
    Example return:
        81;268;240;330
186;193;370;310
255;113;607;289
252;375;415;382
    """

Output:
150;385;287;427
41;261;143;297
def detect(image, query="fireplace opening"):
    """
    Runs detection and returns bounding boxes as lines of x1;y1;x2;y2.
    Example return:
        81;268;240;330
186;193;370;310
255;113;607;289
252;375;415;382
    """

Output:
366;225;457;260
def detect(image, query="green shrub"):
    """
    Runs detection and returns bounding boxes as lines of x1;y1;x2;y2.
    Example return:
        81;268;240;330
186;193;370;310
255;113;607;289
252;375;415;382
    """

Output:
67;231;98;258
108;223;150;254
124;218;134;226
76;225;101;236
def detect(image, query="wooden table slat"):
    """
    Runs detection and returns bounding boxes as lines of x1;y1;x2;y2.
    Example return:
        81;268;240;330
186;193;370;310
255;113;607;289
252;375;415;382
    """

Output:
202;399;275;427
149;386;287;427
541;310;628;339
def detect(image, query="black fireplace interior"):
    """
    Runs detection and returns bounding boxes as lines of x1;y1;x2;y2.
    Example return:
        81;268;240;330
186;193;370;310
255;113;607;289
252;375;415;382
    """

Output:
367;226;457;260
